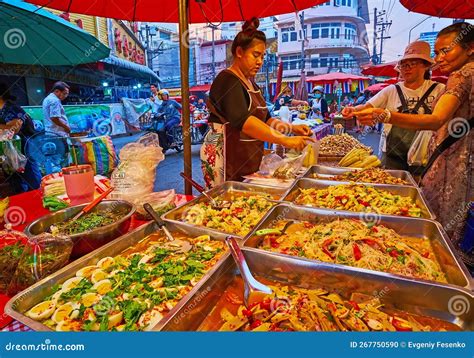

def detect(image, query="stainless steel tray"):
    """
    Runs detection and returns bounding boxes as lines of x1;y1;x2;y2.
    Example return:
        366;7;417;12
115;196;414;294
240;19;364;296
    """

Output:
243;204;472;289
162;181;286;238
5;221;231;332
303;165;418;187
162;250;473;331
282;178;435;219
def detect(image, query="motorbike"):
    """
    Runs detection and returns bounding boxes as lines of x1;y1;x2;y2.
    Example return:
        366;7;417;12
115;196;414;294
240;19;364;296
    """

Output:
147;113;183;153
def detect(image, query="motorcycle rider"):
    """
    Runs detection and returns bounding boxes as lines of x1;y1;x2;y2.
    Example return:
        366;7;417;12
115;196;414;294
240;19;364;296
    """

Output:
156;89;182;151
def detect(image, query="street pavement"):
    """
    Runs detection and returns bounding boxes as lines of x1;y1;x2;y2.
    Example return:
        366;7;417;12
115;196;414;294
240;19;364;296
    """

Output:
112;129;381;195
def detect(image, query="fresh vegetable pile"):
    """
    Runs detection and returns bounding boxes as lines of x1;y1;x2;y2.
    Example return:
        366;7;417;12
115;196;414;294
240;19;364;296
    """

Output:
43;196;69;211
25;234;226;331
293;184;422;217
255;219;446;283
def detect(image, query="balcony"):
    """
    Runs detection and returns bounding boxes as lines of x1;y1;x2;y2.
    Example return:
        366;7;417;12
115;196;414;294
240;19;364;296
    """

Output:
279;36;368;54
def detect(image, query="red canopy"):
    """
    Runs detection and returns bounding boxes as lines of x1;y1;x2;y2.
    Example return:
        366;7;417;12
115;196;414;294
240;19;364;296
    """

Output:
400;0;474;19
365;83;389;94
189;84;211;93
306;72;370;83
26;0;326;22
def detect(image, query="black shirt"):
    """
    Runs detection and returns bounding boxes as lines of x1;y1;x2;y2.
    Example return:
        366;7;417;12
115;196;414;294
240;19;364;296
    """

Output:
208;70;271;130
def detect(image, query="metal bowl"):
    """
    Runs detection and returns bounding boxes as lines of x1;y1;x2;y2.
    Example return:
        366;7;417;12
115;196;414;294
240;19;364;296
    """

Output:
24;200;135;258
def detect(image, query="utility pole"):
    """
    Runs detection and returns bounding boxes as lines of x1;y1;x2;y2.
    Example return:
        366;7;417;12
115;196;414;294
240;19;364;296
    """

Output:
378;16;392;64
371;9;391;64
372;7;378;64
300;11;305;72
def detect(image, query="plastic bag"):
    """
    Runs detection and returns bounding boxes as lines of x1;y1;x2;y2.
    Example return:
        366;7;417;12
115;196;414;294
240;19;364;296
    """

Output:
3;140;27;174
111;133;165;201
272;151;306;179
134;190;177;220
259;153;283;175
408;130;433;166
7;233;73;296
0;225;29;294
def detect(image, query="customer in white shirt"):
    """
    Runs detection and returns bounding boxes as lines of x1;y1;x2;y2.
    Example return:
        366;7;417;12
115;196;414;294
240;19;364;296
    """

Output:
342;41;445;171
42;81;71;137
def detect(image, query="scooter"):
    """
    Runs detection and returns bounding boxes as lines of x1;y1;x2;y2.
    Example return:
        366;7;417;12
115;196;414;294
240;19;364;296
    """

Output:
148;113;183;153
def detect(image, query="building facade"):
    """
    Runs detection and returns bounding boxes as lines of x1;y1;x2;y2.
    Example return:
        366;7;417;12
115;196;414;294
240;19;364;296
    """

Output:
196;39;233;85
276;0;370;79
419;31;438;58
220;17;278;40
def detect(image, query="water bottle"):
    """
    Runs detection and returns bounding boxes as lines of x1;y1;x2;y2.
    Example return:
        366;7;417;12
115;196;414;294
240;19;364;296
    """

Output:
459;202;474;253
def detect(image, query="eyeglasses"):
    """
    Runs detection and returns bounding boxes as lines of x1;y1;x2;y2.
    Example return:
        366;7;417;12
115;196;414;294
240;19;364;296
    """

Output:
397;60;423;70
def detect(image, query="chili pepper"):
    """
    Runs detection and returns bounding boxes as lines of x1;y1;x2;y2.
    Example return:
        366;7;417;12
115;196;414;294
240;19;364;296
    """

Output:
242;309;253;318
347;300;360;311
322;239;335;260
269;235;279;249
388;248;399;258
303;222;315;229
399;207;409;216
422;251;430;258
353;243;362;261
391;317;413;331
357;199;370;207
371;226;379;233
249;319;262;329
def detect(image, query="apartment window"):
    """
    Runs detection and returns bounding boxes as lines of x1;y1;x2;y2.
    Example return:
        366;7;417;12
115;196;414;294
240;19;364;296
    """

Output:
311;24;320;39
281;27;297;42
334;0;340;6
282;55;301;70
344;23;357;41
159;32;171;40
313;23;341;39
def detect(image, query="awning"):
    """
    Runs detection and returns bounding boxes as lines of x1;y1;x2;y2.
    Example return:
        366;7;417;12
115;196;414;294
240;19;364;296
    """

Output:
270;77;301;83
189;84;211;92
306;73;370;83
102;56;159;81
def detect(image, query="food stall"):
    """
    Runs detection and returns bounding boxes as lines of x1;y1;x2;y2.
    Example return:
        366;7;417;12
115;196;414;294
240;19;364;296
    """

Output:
1;129;472;333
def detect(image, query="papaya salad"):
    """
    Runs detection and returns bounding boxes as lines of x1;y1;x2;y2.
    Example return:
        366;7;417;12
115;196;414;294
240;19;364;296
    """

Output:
25;233;226;331
255;219;446;283
200;278;456;331
293;184;422;217
312;168;410;185
182;194;275;236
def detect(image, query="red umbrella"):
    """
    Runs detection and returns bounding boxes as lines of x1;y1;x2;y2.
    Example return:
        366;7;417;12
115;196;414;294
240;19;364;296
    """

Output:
306;72;370;83
362;61;446;78
400;0;474;19
25;0;325;22
272;60;284;102
366;83;389;94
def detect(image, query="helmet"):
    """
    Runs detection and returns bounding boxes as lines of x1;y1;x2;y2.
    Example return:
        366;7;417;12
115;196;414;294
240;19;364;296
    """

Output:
159;89;169;96
312;85;324;93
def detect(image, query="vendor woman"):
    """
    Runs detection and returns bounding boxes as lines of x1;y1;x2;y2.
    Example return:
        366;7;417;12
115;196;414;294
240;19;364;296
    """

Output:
201;18;314;188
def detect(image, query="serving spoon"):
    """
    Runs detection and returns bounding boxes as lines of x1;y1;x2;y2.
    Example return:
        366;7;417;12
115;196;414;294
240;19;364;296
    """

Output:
225;236;273;307
180;172;230;209
144;203;192;253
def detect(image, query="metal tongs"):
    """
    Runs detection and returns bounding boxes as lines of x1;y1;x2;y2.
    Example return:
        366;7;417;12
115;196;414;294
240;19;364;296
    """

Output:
180;172;230;209
144;203;192;253
225;236;273;307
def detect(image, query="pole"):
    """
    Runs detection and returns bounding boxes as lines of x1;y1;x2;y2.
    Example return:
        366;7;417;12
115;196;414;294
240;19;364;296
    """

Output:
211;25;216;80
408;16;432;44
178;0;192;195
300;11;305;72
379;21;385;64
372;7;378;64
265;51;270;101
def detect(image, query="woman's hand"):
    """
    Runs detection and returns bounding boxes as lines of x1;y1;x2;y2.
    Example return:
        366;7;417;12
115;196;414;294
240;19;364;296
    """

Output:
292;124;312;136
353;108;386;126
341;106;355;118
281;136;315;151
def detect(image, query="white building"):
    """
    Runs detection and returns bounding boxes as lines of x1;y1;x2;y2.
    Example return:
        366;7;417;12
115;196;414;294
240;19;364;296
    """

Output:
276;0;370;78
221;17;278;40
196;39;232;84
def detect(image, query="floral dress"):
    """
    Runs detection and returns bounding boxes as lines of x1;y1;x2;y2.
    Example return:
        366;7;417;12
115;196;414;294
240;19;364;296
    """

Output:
421;62;474;260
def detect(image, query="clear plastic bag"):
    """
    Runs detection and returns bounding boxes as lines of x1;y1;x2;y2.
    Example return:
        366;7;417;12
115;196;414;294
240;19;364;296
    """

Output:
111;133;165;200
3;141;27;173
134;190;177;220
7;233;73;296
0;226;29;294
259;153;283;175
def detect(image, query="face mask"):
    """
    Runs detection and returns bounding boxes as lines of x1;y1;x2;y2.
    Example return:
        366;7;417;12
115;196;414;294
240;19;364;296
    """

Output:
314;93;322;99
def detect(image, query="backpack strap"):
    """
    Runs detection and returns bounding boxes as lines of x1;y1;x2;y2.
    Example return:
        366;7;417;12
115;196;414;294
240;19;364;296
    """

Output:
395;84;409;112
412;83;438;114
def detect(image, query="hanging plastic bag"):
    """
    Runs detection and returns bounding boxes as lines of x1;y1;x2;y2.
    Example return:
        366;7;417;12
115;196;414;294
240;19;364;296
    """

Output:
134;190;176;220
3;141;27;174
0;225;29;294
407;130;433;166
111;133;164;201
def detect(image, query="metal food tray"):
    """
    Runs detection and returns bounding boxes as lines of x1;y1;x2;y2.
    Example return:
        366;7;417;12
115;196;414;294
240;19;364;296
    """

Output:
243;204;472;289
282;178;435;219
303;165;418;187
5;221;231;332
162;250;473;331
162;181;287;238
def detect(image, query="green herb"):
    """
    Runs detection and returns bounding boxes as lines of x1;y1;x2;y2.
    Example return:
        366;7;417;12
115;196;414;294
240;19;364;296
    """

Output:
83;320;95;331
99;313;109;331
60;279;92;301
150;248;172;263
397;255;406;264
119;300;147;330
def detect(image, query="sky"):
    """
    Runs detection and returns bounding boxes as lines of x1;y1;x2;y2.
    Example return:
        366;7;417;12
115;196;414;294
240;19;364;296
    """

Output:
367;0;454;62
